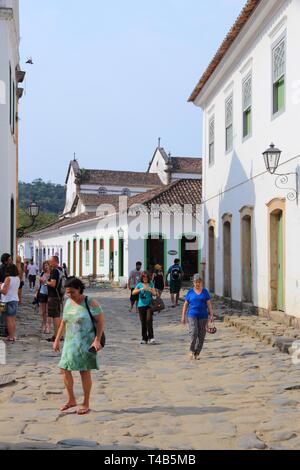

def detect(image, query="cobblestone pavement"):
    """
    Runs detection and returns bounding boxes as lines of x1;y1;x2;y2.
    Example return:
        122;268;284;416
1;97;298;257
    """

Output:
1;287;300;450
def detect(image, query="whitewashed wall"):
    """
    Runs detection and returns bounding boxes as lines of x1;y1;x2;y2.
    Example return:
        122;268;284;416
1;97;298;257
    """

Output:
0;0;19;257
196;0;300;316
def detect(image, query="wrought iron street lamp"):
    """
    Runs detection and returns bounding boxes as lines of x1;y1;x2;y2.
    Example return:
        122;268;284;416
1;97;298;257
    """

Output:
17;202;40;238
262;143;299;203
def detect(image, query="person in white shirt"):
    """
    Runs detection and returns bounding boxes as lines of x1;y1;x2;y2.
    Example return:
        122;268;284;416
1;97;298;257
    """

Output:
28;260;39;291
0;264;20;342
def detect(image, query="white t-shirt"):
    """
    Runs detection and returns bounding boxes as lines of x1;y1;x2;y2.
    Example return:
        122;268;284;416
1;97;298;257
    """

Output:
1;277;20;303
28;264;38;276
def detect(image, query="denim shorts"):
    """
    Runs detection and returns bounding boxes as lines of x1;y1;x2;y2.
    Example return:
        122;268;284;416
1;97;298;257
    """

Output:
5;301;18;317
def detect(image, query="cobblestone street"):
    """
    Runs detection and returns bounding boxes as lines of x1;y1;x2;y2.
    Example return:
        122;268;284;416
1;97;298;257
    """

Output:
1;287;300;450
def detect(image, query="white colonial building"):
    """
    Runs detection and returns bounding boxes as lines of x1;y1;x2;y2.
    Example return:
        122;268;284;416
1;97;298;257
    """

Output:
0;0;25;258
189;0;300;320
21;146;203;283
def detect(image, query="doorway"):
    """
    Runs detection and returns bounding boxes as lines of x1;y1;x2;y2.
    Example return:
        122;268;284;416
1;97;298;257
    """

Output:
93;239;97;278
79;240;83;277
241;215;252;303
223;220;232;298
146;235;165;273
109;239;115;280
181;236;199;281
208;226;215;293
270;209;284;312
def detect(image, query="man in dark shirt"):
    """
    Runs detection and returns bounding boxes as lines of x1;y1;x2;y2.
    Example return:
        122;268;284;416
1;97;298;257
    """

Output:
0;253;12;284
46;256;63;342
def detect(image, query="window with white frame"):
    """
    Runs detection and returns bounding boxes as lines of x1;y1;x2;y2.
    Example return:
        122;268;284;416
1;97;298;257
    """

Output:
209;116;215;166
225;95;233;152
242;74;252;138
272;37;285;115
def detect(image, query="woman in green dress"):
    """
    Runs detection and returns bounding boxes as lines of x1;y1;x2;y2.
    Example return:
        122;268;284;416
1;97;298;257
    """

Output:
53;277;105;415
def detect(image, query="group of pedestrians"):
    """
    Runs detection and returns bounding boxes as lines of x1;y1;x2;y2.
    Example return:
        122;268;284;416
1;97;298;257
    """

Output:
0;251;214;415
128;259;214;357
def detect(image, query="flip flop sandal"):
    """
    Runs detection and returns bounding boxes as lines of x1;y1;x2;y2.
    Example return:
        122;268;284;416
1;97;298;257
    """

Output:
60;404;77;412
77;408;91;416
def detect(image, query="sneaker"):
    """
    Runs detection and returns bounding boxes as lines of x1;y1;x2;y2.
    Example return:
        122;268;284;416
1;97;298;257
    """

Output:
149;339;156;345
140;340;147;345
189;352;195;360
194;353;200;360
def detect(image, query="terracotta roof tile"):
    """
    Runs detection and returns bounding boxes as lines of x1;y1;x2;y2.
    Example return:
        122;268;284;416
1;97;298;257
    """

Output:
129;179;202;212
188;0;262;102
80;169;162;187
171;157;202;174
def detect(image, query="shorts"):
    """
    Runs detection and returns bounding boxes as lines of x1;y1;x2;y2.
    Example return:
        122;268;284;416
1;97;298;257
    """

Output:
5;301;18;317
130;289;139;303
47;297;61;318
38;293;48;304
170;281;182;294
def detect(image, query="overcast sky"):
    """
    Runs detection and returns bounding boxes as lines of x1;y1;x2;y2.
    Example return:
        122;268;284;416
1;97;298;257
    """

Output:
19;0;245;184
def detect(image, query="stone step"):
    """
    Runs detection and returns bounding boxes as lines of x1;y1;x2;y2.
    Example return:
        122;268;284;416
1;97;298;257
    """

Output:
224;315;300;355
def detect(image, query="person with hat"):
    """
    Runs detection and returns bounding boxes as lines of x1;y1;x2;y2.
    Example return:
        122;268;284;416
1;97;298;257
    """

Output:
181;274;214;360
153;264;165;298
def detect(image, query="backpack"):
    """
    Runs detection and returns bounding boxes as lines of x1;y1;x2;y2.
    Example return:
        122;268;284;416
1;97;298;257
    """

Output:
171;265;181;282
55;268;66;301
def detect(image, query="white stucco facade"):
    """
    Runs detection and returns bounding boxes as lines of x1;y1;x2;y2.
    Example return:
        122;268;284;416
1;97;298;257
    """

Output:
26;210;202;284
192;0;300;317
0;0;21;258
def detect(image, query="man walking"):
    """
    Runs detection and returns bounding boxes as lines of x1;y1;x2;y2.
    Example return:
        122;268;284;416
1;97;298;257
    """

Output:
128;262;143;312
166;258;183;308
46;256;63;342
27;260;39;291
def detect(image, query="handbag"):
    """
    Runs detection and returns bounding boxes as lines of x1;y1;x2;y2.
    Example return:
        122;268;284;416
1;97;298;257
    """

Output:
206;320;217;335
151;296;165;313
0;302;7;314
85;297;106;349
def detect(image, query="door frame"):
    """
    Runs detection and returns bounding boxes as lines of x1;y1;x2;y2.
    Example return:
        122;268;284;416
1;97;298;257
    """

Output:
144;233;167;276
267;198;286;312
207;220;216;293
240;206;254;303
222;213;232;298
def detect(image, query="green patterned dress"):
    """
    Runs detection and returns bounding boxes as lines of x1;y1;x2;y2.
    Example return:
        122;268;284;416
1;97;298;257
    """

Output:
58;298;103;371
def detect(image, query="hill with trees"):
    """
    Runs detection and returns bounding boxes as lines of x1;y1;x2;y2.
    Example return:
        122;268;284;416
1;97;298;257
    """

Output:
18;179;65;233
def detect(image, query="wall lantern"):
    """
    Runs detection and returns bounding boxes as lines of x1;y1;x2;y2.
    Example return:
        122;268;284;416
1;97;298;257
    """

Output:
17;202;40;238
262;143;299;203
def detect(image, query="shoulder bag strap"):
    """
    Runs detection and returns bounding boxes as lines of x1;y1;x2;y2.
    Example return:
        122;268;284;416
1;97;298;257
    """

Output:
85;296;97;336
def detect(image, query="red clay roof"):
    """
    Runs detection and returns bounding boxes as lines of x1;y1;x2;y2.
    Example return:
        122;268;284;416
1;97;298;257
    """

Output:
188;0;262;102
129;179;202;209
171;157;202;174
80;169;162;187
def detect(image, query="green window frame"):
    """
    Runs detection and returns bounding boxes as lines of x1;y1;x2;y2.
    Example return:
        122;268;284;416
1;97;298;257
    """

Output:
225;95;233;152
272;38;285;115
242;74;252;139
